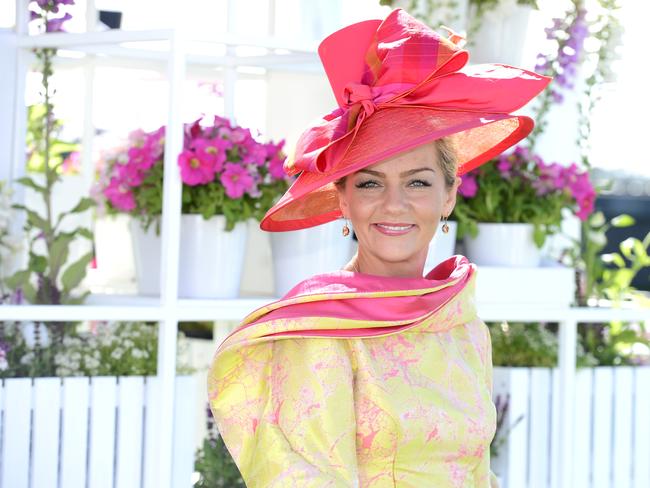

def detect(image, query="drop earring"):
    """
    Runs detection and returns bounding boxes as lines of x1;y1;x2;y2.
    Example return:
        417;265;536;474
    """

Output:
342;219;350;237
441;215;449;234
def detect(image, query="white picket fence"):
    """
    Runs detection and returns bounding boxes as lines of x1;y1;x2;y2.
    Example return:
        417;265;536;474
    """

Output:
0;375;197;488
492;366;650;488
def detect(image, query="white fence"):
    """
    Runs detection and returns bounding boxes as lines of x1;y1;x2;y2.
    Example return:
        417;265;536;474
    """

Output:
493;366;650;488
0;375;197;488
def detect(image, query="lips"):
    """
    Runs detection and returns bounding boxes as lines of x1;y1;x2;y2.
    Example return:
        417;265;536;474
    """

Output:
373;223;415;236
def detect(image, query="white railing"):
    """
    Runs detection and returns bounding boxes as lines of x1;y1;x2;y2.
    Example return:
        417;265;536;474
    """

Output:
0;375;197;488
493;366;650;488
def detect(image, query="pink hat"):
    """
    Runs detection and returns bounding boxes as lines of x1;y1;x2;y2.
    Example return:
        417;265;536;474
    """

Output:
260;8;551;232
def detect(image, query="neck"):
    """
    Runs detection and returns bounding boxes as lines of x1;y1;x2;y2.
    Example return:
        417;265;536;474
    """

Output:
347;248;428;278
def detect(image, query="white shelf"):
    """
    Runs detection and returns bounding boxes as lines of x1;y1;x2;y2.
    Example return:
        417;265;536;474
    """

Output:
16;29;321;70
1;296;648;323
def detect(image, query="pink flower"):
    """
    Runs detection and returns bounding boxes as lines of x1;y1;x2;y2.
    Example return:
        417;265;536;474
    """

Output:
115;162;145;187
220;163;254;198
144;126;165;160
104;178;136;211
268;156;287;180
496;158;511;178
229;127;251;144
242;143;267;166
128;145;157;171
458;173;478;198
178;150;216;186
192;138;230;173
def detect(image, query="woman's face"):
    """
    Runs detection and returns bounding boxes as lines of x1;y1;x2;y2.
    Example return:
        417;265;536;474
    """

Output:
336;141;461;276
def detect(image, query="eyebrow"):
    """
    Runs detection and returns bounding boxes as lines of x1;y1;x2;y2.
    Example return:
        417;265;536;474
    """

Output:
356;167;435;177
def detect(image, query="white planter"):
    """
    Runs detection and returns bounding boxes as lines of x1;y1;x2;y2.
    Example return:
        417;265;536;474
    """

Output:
468;0;534;66
425;220;458;272
464;223;542;267
270;219;355;297
93;214;136;287
130;214;248;298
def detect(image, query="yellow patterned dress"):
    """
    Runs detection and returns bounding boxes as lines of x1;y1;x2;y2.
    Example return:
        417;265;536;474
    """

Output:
208;255;499;487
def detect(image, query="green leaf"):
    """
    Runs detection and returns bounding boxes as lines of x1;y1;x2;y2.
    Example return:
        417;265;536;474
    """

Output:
61;290;91;305
589;211;606;227
601;253;625;268
67;197;96;214
533;225;546;248
61;251;93;292
15;176;47;194
76;227;94;240
22;281;37;303
619;238;635;260
49;234;74;274
5;269;31;290
611;214;635;228
29;252;48;274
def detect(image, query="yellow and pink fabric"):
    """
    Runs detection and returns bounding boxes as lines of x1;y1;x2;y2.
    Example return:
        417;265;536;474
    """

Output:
208;255;499;487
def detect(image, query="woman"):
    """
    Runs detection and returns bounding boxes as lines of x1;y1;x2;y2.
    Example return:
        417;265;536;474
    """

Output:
208;8;550;487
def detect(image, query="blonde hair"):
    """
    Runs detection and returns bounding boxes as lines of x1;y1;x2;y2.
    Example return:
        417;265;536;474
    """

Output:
334;137;458;190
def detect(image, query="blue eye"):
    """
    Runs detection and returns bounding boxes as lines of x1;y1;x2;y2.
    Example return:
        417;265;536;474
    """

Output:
410;179;432;187
355;180;380;188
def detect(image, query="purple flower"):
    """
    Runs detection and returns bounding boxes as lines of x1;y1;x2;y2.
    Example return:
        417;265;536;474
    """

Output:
45;12;72;32
458;174;478;198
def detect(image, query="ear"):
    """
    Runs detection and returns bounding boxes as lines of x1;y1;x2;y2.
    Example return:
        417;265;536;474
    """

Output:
442;176;462;217
336;183;349;218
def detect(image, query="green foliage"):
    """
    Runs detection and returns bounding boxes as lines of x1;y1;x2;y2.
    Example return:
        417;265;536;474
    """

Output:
488;322;598;368
560;211;649;304
453;159;571;248
194;401;245;487
194;434;245;487
578;321;650;367
26;103;80;174
0;320;193;379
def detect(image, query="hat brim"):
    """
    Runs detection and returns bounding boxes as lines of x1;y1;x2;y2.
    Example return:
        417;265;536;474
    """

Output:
260;106;532;232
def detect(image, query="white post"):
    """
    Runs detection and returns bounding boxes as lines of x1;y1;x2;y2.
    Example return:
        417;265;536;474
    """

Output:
224;0;237;123
156;29;185;488
557;318;577;488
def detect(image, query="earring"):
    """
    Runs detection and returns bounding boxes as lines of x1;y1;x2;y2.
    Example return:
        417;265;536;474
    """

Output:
342;219;350;237
441;215;449;234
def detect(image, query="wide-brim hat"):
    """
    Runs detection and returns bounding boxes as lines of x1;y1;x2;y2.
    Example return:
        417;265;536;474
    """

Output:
260;8;551;232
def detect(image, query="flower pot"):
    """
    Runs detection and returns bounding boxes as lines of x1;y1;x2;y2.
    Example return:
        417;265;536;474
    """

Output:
93;214;136;288
464;223;542;267
468;0;534;67
130;214;248;298
425;220;458;272
270;219;356;297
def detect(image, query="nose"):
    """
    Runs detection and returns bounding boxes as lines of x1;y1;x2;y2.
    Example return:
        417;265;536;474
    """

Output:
382;183;410;215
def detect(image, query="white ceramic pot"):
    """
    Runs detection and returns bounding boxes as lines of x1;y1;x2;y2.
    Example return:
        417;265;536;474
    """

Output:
130;214;248;298
468;0;534;67
270;219;356;297
93;214;136;286
424;220;458;272
463;222;542;267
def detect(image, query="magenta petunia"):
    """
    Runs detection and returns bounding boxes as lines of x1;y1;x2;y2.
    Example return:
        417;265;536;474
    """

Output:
128;145;157;171
220;163;255;199
104;178;136;211
178;150;216;186
192;137;230;173
458;174;478;198
116;162;146;187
